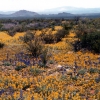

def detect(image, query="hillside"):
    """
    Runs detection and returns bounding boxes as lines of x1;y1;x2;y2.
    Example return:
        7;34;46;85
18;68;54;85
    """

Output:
0;18;100;100
1;9;100;18
0;30;100;100
10;10;39;17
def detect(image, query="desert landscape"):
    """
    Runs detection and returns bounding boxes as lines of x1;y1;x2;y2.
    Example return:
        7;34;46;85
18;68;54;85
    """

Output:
0;17;100;100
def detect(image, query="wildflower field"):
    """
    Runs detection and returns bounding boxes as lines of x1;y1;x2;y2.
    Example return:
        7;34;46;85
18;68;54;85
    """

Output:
0;18;100;100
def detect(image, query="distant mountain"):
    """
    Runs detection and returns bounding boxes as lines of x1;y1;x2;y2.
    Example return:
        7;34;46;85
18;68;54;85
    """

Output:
0;10;74;18
57;12;73;16
0;9;100;19
10;10;39;17
0;14;6;17
40;6;100;14
38;12;74;18
0;10;39;18
0;11;15;15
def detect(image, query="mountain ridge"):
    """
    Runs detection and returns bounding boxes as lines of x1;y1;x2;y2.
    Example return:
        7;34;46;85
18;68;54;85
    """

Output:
40;6;100;14
0;9;100;18
10;10;39;17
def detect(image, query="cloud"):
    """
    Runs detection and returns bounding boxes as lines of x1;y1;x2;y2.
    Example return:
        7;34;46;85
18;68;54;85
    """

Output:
0;0;100;11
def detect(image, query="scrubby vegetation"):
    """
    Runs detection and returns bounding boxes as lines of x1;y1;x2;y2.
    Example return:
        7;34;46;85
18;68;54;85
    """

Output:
0;18;100;100
80;32;100;53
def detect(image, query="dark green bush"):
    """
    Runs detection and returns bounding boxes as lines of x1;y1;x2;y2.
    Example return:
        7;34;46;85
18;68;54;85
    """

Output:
89;68;99;73
78;69;86;75
39;48;51;67
42;33;55;44
80;32;100;53
71;76;78;81
55;29;67;42
21;31;35;43
30;67;44;76
95;76;100;83
26;37;44;57
49;60;54;64
4;61;11;66
15;65;27;71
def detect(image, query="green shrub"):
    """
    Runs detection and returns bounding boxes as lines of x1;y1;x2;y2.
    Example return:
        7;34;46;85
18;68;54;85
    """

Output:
89;68;99;73
78;69;86;75
39;48;51;67
60;75;67;81
95;76;100;83
26;36;44;57
42;33;55;44
49;60;54;64
38;62;45;67
15;65;27;71
4;61;11;66
80;32;100;53
21;31;35;43
71;76;78;81
30;67;44;76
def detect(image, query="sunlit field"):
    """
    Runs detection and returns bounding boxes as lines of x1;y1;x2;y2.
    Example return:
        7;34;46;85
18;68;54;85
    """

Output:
0;18;100;100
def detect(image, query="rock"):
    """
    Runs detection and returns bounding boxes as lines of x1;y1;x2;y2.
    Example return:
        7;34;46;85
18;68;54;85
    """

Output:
66;69;73;74
26;88;30;91
56;65;64;72
73;66;75;69
66;68;70;72
67;51;73;54
50;72;59;76
57;65;62;68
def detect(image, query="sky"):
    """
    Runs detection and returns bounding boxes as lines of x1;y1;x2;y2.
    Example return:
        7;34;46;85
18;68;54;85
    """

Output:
0;0;100;11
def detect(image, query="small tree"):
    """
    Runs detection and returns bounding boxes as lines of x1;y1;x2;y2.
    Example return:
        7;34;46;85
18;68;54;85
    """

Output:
80;32;100;53
55;29;66;42
26;36;44;58
8;29;16;36
43;33;55;44
39;48;51;67
22;31;35;43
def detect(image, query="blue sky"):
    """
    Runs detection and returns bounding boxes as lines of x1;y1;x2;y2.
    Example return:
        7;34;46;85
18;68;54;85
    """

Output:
0;0;100;11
